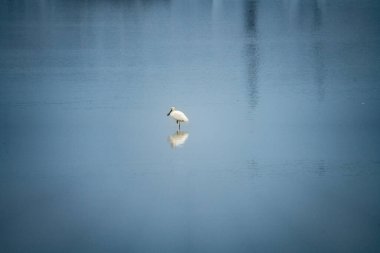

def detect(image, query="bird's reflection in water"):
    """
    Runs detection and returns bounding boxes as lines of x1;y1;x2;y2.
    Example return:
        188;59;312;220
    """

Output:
168;131;189;148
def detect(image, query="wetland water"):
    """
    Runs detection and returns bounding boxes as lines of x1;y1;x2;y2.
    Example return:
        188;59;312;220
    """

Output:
1;0;380;252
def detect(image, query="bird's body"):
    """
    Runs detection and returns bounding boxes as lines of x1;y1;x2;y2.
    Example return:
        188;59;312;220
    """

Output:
167;107;189;130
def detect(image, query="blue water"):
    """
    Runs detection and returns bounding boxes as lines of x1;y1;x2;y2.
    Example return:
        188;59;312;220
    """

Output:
1;1;380;252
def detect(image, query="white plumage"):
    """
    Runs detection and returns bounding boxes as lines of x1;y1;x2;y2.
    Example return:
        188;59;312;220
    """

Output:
167;107;189;130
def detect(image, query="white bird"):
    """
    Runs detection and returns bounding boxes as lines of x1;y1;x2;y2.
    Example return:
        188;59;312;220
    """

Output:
167;107;189;130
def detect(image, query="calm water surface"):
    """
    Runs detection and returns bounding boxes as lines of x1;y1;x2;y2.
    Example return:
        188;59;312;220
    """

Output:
1;1;380;252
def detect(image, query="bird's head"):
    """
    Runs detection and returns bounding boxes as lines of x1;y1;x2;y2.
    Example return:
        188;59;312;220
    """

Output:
167;107;175;116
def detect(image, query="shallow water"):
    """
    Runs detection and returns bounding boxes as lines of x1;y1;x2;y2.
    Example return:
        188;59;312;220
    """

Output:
1;0;380;252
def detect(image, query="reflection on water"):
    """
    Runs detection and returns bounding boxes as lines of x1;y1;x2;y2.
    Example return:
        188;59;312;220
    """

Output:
168;131;189;148
244;0;259;110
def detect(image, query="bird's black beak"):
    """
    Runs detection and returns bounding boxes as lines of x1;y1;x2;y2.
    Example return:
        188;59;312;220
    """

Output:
167;109;172;116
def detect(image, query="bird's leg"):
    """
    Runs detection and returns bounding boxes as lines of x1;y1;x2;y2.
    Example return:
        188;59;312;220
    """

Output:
179;122;181;130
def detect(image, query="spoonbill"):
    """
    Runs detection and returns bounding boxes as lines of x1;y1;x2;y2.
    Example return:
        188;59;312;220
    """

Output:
167;107;189;130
